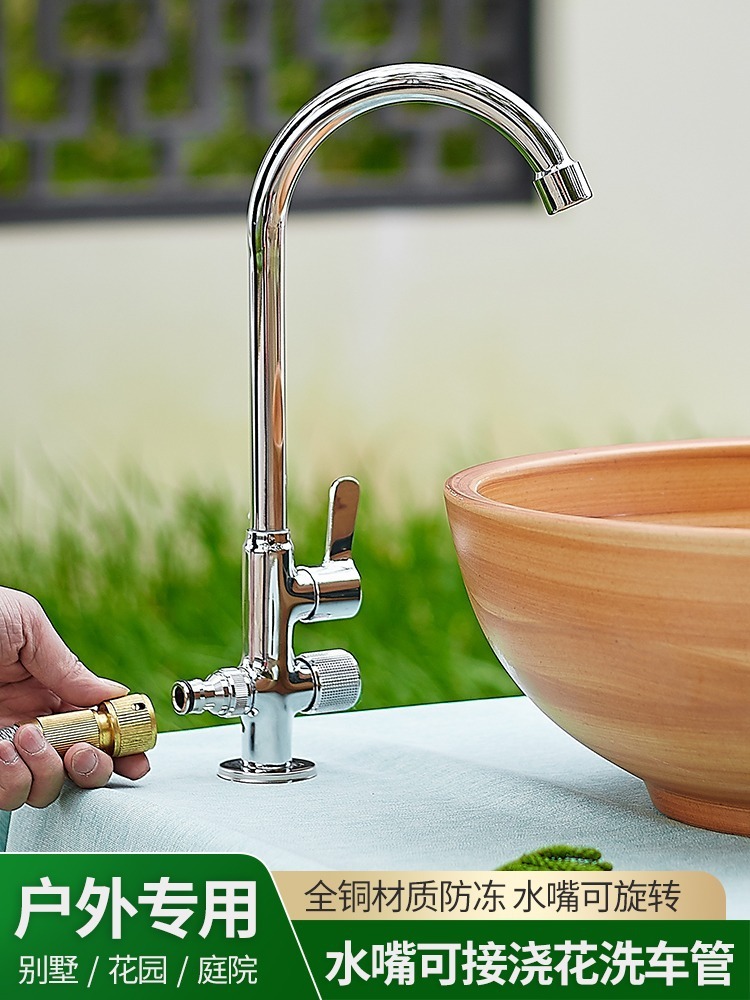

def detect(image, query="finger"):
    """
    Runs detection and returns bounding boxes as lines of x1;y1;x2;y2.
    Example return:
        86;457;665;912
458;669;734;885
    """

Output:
63;743;113;789
0;738;32;811
14;724;66;808
14;591;128;706
113;753;150;781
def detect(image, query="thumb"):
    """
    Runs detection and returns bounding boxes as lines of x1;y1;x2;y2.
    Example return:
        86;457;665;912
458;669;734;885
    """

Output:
16;592;128;707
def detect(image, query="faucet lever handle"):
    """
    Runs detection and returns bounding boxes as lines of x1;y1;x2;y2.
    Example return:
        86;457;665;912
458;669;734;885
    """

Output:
299;477;361;623
324;477;360;563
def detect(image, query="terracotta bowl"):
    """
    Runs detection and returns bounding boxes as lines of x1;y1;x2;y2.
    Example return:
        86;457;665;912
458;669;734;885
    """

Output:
445;439;750;836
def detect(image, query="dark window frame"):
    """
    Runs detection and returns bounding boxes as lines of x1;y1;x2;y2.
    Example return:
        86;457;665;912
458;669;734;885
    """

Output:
0;0;534;224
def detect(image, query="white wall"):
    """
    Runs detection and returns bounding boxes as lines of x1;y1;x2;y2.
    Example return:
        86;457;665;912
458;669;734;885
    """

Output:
2;0;749;511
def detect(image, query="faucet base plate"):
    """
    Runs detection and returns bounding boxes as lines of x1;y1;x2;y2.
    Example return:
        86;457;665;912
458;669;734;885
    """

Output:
217;757;316;783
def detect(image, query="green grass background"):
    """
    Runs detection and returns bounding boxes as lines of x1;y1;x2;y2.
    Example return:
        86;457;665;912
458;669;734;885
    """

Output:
0;469;519;732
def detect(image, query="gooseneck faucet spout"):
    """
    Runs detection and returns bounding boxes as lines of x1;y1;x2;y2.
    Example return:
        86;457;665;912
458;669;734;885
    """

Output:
172;64;591;782
250;63;590;531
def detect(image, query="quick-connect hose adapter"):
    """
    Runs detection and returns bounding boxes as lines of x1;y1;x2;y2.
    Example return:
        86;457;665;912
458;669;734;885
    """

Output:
171;666;254;718
0;694;157;758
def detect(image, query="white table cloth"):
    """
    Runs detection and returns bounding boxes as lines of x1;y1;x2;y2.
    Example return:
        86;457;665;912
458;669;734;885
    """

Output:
6;697;749;917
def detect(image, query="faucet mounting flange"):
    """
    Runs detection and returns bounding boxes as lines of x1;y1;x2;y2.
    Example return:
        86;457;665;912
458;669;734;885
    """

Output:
218;757;316;783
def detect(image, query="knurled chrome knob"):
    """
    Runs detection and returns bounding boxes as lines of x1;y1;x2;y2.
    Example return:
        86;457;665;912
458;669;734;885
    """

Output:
296;649;361;715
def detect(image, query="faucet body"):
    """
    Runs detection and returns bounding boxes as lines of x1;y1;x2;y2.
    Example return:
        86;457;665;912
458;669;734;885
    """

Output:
172;64;591;781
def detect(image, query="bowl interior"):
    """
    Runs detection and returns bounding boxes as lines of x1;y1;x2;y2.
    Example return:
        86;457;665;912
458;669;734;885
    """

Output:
469;440;750;528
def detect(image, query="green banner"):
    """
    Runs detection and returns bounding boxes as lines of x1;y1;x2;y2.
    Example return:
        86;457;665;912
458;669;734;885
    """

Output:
298;920;750;997
0;854;317;998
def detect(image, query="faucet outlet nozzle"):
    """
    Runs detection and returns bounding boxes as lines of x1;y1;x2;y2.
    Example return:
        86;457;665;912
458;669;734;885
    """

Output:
534;160;592;215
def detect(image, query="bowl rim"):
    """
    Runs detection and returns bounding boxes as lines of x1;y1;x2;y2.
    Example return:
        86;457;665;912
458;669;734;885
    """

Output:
444;437;750;546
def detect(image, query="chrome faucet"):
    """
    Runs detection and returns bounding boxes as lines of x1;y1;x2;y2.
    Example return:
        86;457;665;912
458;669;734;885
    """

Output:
171;64;591;782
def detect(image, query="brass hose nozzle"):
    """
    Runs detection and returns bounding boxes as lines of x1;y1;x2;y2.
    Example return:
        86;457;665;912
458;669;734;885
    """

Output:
0;694;157;758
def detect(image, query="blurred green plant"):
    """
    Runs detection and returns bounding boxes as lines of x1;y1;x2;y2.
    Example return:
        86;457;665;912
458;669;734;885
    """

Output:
55;74;157;185
5;0;62;123
0;471;518;734
63;1;146;51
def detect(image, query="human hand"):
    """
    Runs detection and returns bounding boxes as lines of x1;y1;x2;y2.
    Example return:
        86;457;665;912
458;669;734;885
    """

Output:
0;587;150;809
